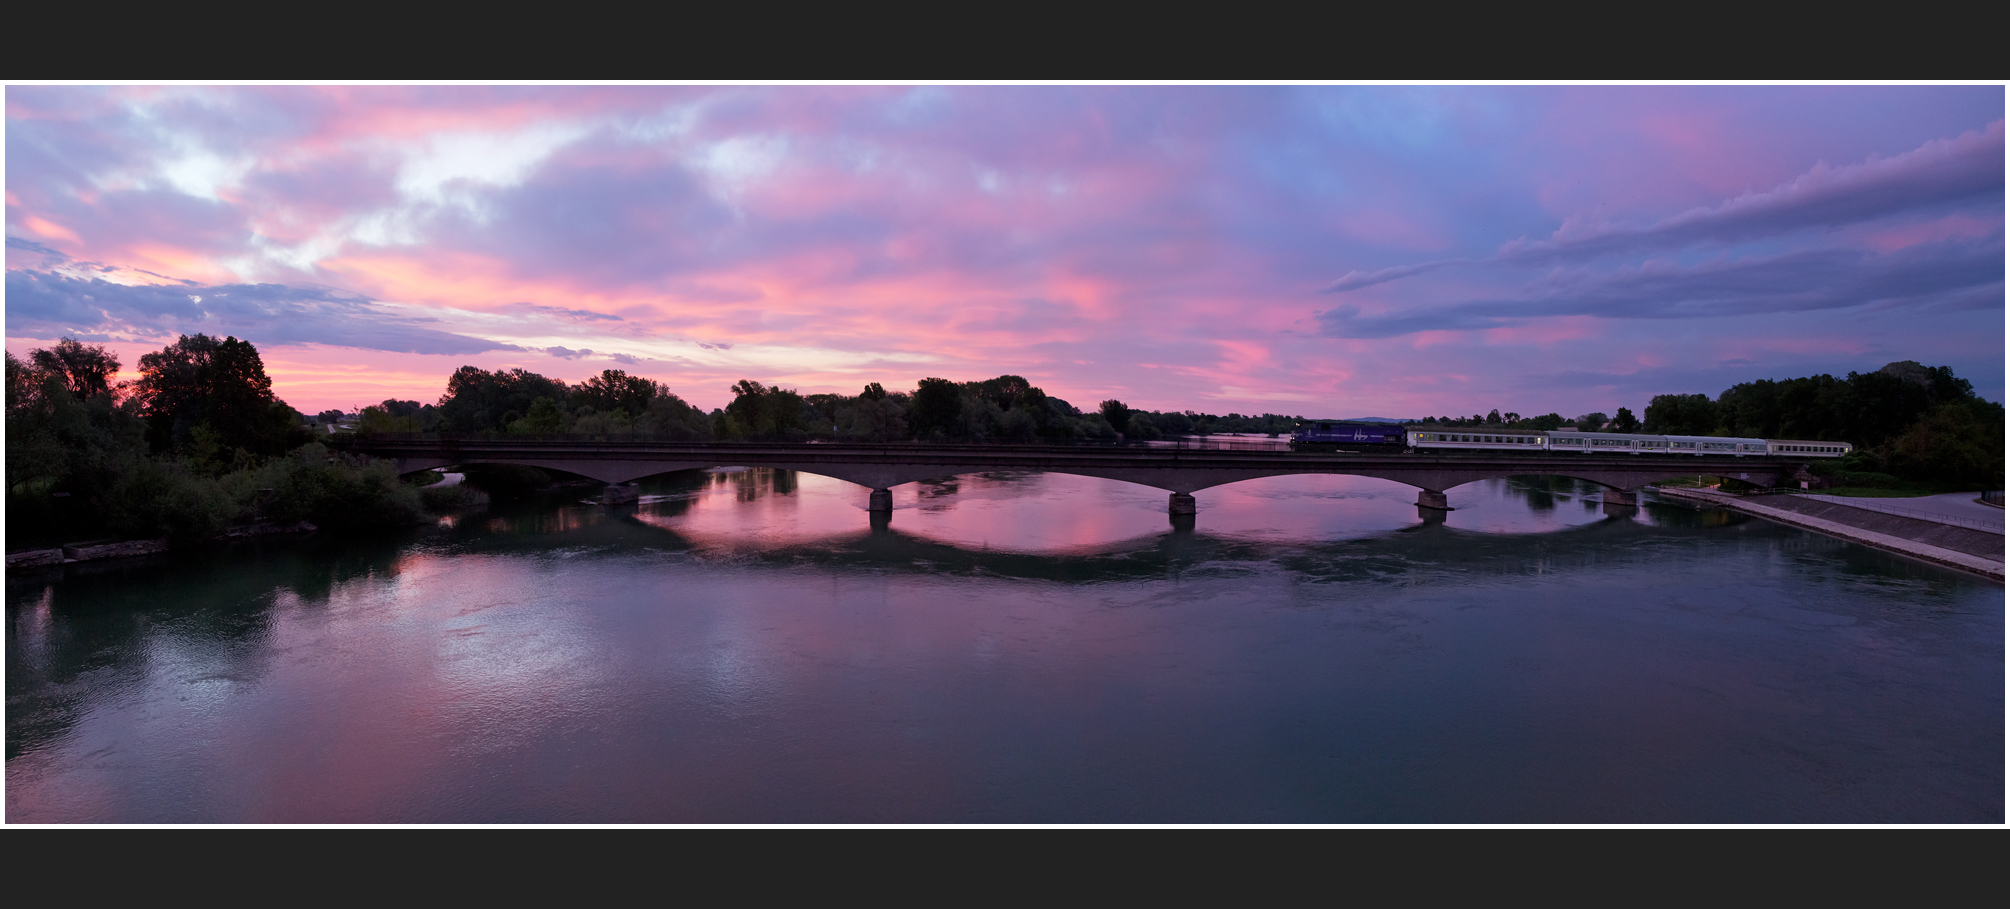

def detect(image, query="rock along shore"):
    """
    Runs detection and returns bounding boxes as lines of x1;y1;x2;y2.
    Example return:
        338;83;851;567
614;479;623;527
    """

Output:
6;521;318;571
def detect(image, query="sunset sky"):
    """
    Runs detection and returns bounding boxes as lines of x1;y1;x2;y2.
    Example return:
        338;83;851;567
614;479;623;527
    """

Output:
6;85;2003;417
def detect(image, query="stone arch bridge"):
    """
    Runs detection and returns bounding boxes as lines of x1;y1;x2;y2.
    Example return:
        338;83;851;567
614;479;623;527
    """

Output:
346;437;1801;517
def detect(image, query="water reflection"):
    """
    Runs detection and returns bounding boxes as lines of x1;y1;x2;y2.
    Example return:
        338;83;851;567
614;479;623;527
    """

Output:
7;466;2000;823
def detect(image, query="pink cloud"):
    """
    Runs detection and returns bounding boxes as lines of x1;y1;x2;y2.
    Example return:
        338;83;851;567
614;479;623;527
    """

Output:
1855;212;2003;253
10;87;2001;417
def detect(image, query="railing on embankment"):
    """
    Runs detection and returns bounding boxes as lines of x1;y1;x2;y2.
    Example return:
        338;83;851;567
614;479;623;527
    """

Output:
340;432;1293;452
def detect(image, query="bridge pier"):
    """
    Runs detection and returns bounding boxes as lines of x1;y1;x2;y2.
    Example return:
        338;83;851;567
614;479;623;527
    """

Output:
1168;493;1197;515
1416;489;1450;511
1602;488;1638;515
868;487;894;512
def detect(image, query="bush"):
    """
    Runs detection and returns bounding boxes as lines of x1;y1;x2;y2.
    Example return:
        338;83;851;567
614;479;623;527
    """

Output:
99;456;233;544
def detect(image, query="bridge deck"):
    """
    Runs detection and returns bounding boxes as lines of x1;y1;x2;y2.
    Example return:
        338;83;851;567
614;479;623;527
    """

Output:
347;437;1797;497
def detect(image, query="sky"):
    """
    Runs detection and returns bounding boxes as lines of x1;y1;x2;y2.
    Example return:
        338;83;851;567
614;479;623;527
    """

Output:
5;85;2003;418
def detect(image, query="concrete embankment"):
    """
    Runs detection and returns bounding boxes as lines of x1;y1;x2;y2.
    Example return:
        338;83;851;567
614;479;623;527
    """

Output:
1652;487;2004;582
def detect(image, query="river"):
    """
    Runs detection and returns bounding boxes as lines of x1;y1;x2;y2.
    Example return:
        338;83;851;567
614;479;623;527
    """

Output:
6;469;2002;822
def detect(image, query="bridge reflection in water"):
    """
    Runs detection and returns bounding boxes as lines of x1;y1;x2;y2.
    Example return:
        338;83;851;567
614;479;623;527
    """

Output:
349;437;1800;522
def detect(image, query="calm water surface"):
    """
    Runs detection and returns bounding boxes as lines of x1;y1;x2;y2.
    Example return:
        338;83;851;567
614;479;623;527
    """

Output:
7;470;2002;822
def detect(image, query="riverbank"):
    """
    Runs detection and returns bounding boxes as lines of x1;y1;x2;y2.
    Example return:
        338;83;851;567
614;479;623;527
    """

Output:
1651;486;2003;582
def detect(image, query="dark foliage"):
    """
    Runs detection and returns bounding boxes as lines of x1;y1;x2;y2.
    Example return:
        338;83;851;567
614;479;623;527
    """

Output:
7;338;437;550
132;334;307;460
910;377;963;439
721;380;807;440
30;338;121;400
435;366;572;433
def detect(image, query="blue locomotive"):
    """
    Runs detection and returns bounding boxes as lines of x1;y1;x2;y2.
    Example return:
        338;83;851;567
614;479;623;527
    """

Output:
1289;420;1408;451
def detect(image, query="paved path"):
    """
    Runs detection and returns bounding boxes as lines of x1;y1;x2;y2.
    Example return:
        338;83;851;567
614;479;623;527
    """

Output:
1794;491;2003;532
1653;487;2003;581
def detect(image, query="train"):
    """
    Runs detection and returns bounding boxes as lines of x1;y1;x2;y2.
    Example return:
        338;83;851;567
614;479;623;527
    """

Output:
1291;421;1852;457
1288;420;1410;450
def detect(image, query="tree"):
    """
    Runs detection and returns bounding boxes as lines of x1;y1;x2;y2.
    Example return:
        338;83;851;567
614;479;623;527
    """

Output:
133;334;303;458
1644;393;1719;435
1871;398;2004;489
724;380;806;439
973;375;1033;411
1612;407;1640;433
509;398;568;435
8;345;152;544
911;377;962;438
834;396;906;442
1486;409;1502;424
635;393;711;440
436;366;569;433
573;369;662;417
1155;411;1195;435
1125;413;1162;440
31;338;121;400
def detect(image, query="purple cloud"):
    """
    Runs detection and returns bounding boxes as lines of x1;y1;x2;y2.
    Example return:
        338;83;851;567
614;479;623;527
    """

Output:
1325;121;2004;298
5;270;516;356
1320;234;2003;338
1500;120;2004;263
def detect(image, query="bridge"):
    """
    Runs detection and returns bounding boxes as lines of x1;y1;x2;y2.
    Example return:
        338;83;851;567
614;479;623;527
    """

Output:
345;437;1802;517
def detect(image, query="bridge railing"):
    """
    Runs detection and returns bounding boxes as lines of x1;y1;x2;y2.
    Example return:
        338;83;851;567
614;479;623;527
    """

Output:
342;432;1296;451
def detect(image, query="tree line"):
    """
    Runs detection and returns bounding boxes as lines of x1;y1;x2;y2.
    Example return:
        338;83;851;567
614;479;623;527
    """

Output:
1396;361;2000;488
380;366;1307;444
1637;361;2001;490
358;358;2001;491
7;336;471;550
1410;410;1637;432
